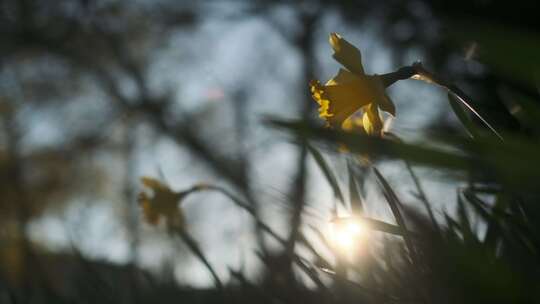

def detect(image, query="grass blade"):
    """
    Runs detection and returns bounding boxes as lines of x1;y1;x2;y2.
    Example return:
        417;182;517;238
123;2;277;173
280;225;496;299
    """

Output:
448;92;479;138
448;89;503;141
307;144;345;204
347;161;364;215
372;167;418;264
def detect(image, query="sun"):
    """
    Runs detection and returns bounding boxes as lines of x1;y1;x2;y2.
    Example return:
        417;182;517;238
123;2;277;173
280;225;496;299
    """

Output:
329;216;366;254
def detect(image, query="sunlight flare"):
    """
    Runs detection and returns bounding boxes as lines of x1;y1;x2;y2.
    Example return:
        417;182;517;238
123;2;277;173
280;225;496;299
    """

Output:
329;216;366;255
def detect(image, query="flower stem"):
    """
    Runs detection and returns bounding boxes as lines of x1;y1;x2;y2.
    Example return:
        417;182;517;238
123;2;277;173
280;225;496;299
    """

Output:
380;66;417;88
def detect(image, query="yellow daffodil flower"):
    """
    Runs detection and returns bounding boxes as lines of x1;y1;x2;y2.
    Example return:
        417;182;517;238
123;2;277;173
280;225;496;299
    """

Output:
138;177;186;228
310;33;395;136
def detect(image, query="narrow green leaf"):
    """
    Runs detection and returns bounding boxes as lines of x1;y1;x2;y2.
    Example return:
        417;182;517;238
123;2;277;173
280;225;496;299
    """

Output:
308;224;335;264
448;92;479;138
347;161;364;215
464;190;504;251
404;161;440;233
175;229;223;289
269;119;472;171
297;231;334;274
457;190;476;243
447;89;503;141
361;217;415;237
443;213;462;237
372;167;418;264
269;120;540;191
307;144;345;204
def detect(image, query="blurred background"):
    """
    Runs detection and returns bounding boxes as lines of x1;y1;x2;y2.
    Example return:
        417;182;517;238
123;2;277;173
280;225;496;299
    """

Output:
1;0;539;302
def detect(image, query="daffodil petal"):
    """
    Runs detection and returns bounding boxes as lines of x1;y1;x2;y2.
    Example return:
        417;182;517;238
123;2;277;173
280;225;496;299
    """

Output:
324;84;373;123
139;176;186;227
362;103;383;135
326;68;361;85
310;70;382;127
141;176;167;190
341;115;364;132
329;33;365;75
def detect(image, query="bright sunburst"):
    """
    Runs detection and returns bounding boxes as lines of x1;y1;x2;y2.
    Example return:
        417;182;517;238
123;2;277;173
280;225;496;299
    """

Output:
329;217;366;256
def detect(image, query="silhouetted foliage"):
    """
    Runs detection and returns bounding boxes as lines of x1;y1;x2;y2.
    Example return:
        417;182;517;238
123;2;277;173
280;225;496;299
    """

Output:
1;0;539;303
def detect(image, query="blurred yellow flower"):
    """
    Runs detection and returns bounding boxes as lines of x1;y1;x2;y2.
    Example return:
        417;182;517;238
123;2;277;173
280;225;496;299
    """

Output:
138;177;186;228
310;33;395;136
